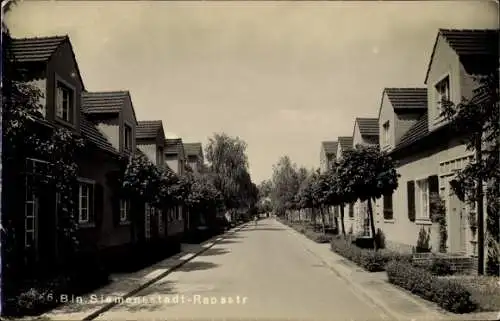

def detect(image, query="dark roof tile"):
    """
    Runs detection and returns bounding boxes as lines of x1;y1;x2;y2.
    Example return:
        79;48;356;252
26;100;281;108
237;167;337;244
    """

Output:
80;112;119;155
165;138;184;154
356;117;379;137
82;91;128;114
184;143;203;156
9;36;67;62
385;88;428;111
338;136;353;151
321;141;338;156
137;120;163;140
394;111;429;150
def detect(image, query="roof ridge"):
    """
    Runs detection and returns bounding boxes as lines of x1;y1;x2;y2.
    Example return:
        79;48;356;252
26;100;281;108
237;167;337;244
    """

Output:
12;35;68;41
83;90;129;95
385;87;427;91
439;28;499;33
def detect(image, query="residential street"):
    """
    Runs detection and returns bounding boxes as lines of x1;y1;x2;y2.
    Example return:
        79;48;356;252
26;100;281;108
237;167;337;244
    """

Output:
95;219;391;321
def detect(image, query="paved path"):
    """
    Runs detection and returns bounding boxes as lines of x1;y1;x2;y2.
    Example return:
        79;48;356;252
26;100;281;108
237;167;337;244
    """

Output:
96;219;391;320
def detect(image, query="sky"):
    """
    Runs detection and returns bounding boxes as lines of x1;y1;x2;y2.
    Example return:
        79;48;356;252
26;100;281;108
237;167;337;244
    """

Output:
5;0;499;184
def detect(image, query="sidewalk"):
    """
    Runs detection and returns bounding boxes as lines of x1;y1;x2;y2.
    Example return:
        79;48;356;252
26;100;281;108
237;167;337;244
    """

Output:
276;219;499;321
34;224;248;321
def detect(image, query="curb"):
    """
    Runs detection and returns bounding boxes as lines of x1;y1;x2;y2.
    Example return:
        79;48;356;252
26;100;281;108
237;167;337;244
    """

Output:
274;219;403;321
82;223;248;321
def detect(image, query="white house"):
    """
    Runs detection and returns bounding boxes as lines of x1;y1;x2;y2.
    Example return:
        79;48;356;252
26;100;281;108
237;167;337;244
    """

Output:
375;29;498;258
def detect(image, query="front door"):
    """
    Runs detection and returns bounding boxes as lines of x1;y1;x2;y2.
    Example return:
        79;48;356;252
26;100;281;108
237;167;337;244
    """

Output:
447;180;467;254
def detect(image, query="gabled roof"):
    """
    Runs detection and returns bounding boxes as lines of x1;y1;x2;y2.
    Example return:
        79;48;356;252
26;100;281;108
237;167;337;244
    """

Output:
338;136;353;151
356;117;379;138
82;91;128;114
165;138;184;156
321;141;338;156
424;29;499;83
136;120;163;140
184;142;203;157
385;88;428;111
9;35;86;91
80;111;119;155
393;111;429;151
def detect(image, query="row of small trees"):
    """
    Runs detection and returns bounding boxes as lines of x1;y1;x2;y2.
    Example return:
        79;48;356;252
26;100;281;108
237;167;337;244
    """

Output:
270;146;399;251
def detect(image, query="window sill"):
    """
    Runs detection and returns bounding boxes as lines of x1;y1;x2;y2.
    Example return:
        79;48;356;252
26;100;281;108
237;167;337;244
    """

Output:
415;218;432;225
383;219;395;224
79;222;96;229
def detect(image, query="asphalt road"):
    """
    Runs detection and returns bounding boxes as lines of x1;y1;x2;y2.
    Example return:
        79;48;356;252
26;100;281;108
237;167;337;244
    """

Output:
96;219;390;321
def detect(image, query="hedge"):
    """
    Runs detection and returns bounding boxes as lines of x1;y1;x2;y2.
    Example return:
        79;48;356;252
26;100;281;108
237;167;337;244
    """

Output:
386;260;477;313
330;238;412;272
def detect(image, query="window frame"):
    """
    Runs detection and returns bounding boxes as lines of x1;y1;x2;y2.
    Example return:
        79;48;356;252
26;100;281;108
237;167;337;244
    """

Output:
123;123;133;151
54;76;76;126
382;121;390;146
78;178;95;225
119;199;130;222
434;74;451;117
415;178;430;220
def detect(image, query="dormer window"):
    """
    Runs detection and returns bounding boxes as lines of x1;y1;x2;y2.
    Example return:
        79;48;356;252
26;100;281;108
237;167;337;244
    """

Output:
124;124;132;151
435;76;450;116
382;121;390;146
56;82;74;124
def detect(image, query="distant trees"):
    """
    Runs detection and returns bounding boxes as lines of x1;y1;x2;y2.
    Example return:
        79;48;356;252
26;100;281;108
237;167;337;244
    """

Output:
268;147;399;247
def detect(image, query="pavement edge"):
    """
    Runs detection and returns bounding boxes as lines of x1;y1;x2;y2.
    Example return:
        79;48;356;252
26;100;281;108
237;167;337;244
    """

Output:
81;223;248;321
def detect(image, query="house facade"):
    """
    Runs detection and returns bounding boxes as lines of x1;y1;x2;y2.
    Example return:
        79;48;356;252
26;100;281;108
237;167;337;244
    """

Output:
335;136;354;233
164;138;187;238
375;29;499;258
184;142;204;173
350;117;379;237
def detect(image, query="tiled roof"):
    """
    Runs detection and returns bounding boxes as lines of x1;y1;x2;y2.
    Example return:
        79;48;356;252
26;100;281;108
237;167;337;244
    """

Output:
165;138;183;154
321;141;338;156
356;117;379;138
393;111;429;151
9;36;67;62
338;136;353;151
184;143;203;156
137;120;163;140
82;91;128;114
385;88;428;111
425;29;499;83
80;112;118;155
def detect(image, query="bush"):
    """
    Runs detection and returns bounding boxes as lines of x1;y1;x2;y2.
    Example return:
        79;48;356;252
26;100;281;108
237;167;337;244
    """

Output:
330;238;412;272
386;260;477;313
429;257;455;276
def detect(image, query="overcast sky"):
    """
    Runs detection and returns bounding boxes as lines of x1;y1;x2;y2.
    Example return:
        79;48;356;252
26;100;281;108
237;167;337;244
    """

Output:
6;0;498;183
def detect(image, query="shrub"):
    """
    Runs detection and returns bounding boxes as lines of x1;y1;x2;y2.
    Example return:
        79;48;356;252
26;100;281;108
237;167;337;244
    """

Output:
416;226;432;253
311;233;331;244
386;260;477;313
429;257;455;276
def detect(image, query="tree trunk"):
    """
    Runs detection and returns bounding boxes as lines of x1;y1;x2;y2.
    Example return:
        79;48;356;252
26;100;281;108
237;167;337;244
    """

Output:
367;198;378;251
320;207;326;234
476;138;485;275
340;204;346;237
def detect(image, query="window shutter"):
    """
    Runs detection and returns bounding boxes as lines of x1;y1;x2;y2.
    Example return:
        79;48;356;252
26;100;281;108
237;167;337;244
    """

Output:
428;175;439;218
383;193;393;220
112;194;121;226
407;181;416;222
92;183;102;226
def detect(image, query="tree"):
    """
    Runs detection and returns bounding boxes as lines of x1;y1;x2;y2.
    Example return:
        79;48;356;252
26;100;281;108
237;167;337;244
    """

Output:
336;145;399;250
322;166;347;235
441;71;499;275
257;179;273;199
271;156;300;219
205;133;254;216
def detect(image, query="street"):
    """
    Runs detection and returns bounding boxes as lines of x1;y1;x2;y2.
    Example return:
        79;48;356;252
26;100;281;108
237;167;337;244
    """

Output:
95;219;391;320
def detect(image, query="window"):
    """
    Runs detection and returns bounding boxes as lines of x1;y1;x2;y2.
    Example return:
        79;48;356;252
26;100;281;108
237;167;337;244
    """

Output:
78;181;94;224
124;124;132;151
120;199;130;222
56;82;74;123
158;210;164;236
177;206;183;220
168;207;175;222
435;76;450;115
348;203;354;218
145;204;153;239
415;179;430;220
383;192;393;220
382;121;390;145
